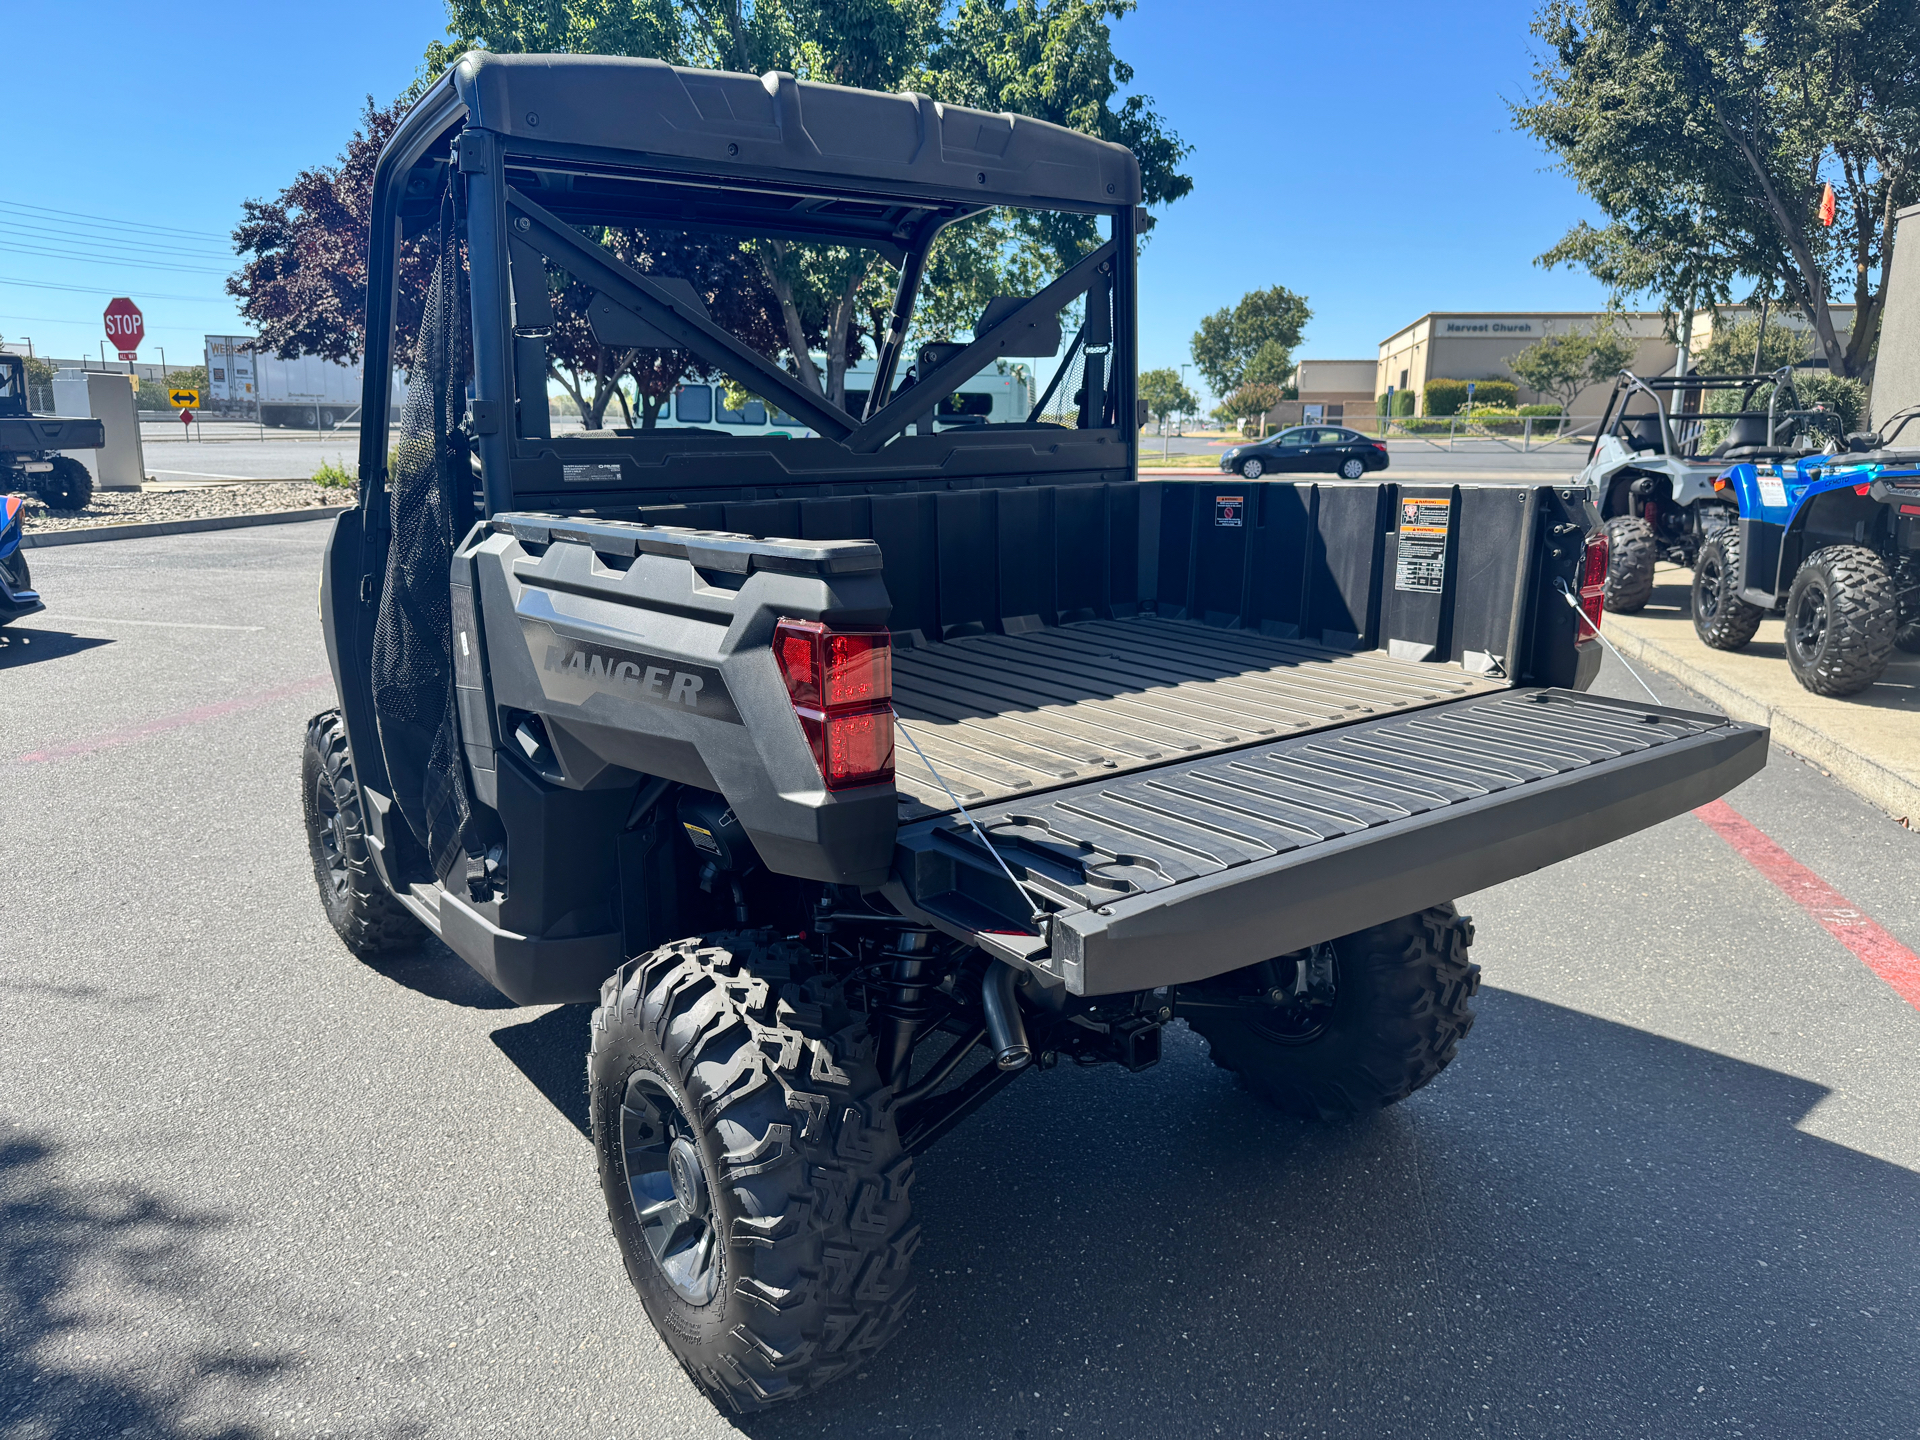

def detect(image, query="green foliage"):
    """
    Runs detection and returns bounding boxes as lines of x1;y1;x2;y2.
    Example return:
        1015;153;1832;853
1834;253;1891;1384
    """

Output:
1693;315;1818;375
1242;339;1294;388
1378;390;1415;416
1214;381;1281;426
1424;379;1517;416
1513;0;1918;378
313;459;356;489
1505;320;1636;413
1794;372;1868;431
1137;366;1198;422
1191;286;1311;397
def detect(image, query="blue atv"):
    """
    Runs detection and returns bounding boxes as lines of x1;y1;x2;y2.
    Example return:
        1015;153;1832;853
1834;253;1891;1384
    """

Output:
1692;406;1919;695
0;491;43;625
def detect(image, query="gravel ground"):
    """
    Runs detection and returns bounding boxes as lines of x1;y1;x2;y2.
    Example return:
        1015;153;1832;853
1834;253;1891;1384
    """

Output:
18;480;354;532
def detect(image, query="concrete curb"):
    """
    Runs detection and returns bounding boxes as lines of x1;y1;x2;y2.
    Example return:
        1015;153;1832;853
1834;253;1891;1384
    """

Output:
1606;622;1919;823
23;506;350;549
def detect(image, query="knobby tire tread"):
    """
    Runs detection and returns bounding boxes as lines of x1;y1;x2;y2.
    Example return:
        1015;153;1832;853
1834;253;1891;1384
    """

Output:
590;934;917;1413
1691;530;1765;650
1603;516;1657;613
301;709;423;957
1786;545;1898;696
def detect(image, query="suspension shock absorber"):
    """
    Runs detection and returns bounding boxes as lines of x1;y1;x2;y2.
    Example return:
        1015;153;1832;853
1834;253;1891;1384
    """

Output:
876;929;938;1088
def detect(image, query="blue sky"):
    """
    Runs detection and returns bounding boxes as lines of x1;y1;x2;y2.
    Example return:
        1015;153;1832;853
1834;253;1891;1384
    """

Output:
5;1;1615;398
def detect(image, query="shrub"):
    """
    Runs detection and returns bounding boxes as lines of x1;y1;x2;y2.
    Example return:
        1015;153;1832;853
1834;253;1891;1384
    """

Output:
1518;403;1564;416
313;459;355;489
1793;372;1868;432
1378;391;1416;417
1425;378;1516;415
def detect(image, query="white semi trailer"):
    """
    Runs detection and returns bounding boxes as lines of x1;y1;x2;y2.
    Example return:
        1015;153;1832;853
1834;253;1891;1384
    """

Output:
204;335;406;428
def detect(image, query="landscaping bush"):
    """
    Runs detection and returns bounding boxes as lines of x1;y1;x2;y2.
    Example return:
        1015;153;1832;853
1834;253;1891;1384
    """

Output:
1377;391;1416;417
1425;378;1516;415
313;459;355;489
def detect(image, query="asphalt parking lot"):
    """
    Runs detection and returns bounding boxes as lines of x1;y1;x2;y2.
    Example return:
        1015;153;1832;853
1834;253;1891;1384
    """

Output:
3;518;1915;1440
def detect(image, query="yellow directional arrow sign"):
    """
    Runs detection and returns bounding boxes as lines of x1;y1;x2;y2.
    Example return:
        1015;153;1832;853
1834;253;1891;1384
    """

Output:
169;388;201;408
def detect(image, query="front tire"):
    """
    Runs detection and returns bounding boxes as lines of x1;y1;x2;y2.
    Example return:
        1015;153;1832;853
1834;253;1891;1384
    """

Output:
1338;455;1366;480
1602;515;1657;613
1784;545;1898;696
36;456;92;510
1182;905;1479;1121
1239;457;1265;479
301;710;424;957
590;934;918;1413
1691;530;1765;650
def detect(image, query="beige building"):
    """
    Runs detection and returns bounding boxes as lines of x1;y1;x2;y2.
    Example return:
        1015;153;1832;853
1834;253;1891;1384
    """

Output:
1260;358;1377;429
1376;306;1857;417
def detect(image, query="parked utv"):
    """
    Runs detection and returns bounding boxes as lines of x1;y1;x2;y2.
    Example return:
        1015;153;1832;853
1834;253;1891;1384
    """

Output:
302;52;1768;1414
1693;406;1919;694
0;353;103;510
1578;367;1843;613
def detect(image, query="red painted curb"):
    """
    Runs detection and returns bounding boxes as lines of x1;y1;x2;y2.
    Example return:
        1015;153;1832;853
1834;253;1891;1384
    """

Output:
1695;798;1919;1009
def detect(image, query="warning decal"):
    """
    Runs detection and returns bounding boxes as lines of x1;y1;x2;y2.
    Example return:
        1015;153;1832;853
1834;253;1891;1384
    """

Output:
1394;497;1451;593
1215;494;1244;527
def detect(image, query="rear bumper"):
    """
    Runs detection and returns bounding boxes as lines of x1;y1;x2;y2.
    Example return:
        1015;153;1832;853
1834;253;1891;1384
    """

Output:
892;688;1767;995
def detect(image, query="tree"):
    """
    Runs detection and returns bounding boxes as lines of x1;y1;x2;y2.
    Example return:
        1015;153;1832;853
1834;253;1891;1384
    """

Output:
1505;318;1637;419
1241;339;1294;389
1137;366;1197;424
1191;286;1311;398
229;97;437;366
1513;0;1918;380
1213;381;1281;430
1692;314;1817;375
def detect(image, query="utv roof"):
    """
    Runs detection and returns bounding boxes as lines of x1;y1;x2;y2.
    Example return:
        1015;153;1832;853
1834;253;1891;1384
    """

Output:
402;50;1141;209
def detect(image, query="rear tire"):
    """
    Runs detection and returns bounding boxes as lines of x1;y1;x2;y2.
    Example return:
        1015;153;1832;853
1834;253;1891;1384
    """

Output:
590;934;918;1412
1183;905;1479;1121
1339;455;1366;479
1783;545;1897;696
1239;457;1264;479
1602;515;1657;613
35;457;92;510
301;709;424;957
1691;530;1765;650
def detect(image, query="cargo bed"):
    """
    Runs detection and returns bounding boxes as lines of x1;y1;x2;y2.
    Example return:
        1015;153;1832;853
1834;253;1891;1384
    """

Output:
891;617;1505;818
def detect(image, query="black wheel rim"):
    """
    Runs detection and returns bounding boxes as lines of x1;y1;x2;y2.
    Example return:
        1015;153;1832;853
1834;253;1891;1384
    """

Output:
620;1070;722;1305
1247;943;1339;1044
1698;550;1724;619
312;774;350;899
1791;584;1828;659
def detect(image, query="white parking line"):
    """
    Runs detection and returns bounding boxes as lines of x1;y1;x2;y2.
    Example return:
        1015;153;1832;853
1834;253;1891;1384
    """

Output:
46;614;266;632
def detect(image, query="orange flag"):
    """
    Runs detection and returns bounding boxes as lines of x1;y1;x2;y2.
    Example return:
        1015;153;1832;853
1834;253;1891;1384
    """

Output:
1818;183;1837;227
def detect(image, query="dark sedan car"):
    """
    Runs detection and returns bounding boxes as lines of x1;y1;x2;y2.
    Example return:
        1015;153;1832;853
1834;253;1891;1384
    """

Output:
1219;426;1389;480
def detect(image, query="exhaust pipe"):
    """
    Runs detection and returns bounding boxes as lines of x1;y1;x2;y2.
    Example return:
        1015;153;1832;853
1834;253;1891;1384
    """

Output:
980;961;1032;1071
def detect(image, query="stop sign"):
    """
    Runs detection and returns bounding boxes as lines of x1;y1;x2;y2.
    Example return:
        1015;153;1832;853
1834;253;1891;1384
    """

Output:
103;297;144;356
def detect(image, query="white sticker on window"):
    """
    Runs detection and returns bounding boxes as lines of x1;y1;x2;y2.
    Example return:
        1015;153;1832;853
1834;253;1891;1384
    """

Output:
563;462;623;486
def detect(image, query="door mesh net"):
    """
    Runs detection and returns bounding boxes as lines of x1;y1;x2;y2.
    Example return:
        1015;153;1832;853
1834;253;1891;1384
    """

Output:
371;199;479;881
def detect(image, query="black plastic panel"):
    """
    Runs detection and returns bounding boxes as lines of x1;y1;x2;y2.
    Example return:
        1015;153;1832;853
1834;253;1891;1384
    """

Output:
894;688;1768;992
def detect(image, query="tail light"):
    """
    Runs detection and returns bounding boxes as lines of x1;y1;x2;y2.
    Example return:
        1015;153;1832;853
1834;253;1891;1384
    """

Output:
773;618;895;790
1578;529;1608;638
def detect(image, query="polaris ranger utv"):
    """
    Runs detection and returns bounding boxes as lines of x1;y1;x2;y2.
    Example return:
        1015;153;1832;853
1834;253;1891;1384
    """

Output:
302;52;1768;1413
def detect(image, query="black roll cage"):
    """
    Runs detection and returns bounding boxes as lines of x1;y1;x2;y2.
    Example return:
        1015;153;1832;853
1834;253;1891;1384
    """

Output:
356;56;1141;521
1587;366;1842;465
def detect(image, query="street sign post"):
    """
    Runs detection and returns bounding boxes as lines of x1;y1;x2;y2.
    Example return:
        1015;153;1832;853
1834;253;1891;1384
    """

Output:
104;297;144;361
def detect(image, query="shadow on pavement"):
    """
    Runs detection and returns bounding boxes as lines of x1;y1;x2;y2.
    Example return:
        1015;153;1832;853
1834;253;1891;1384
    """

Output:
0;627;112;669
699;987;1919;1441
0;1127;292;1438
491;1004;594;1138
365;935;517;1010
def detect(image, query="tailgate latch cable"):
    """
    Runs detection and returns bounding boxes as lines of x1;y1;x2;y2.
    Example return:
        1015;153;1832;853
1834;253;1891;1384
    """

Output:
892;709;1065;938
1555;577;1663;704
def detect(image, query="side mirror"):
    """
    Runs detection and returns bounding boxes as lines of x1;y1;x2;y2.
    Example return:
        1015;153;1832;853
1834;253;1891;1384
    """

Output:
1136;398;1150;429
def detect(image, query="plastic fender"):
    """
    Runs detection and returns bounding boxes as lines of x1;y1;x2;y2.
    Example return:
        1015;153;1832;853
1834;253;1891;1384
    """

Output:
1664;458;1724;508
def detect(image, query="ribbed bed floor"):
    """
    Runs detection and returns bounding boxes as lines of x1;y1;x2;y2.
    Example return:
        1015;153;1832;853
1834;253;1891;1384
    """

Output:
891;615;1506;819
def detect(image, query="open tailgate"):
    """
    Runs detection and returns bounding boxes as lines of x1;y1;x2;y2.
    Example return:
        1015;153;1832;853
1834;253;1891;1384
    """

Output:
891;688;1768;995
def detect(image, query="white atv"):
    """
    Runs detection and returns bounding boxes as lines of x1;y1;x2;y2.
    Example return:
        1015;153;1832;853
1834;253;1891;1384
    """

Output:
1576;368;1843;612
